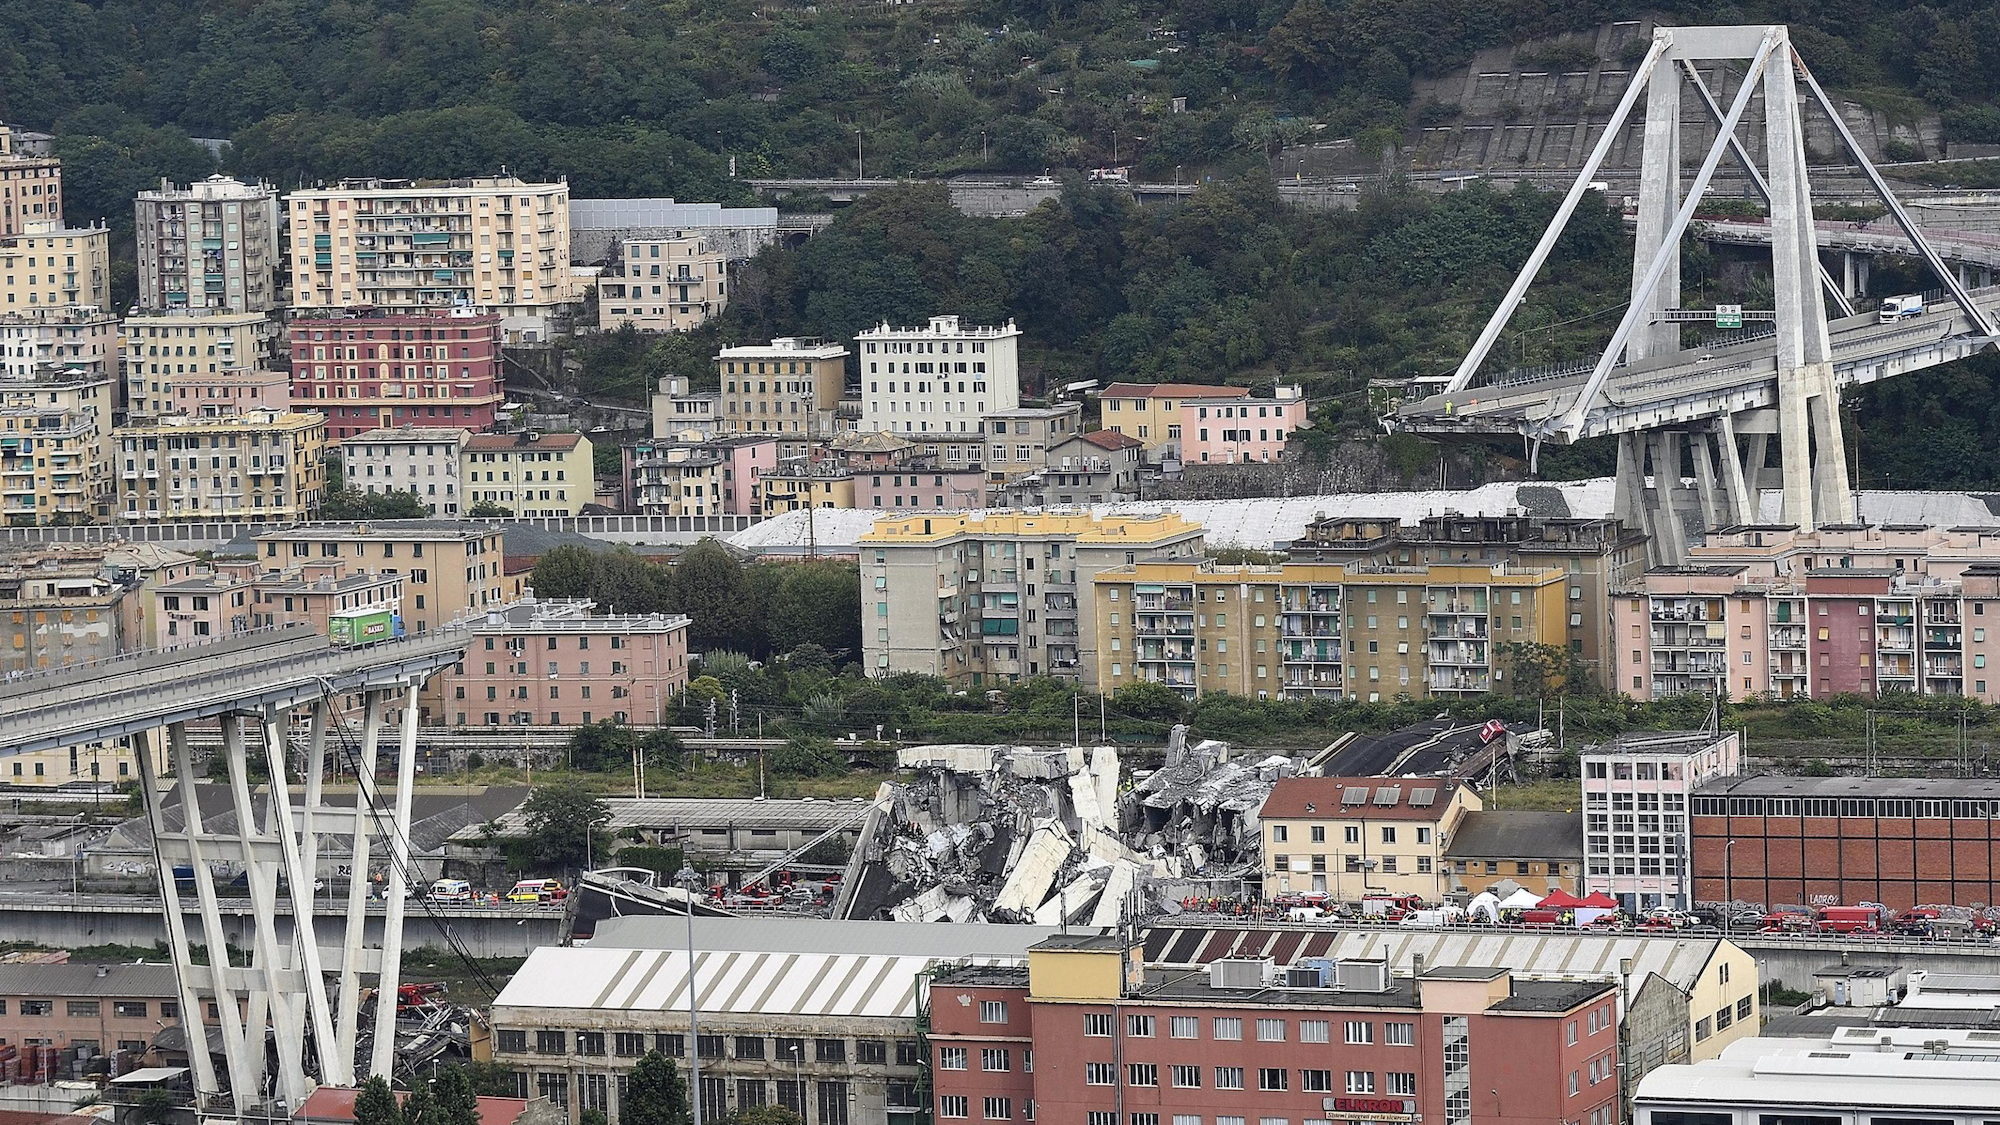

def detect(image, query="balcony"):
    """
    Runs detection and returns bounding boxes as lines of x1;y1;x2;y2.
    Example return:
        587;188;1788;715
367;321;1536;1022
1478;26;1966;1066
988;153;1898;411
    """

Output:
1428;617;1489;639
1429;671;1492;693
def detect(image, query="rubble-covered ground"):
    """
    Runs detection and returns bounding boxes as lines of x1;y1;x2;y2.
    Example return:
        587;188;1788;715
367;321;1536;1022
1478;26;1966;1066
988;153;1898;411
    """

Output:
833;726;1304;924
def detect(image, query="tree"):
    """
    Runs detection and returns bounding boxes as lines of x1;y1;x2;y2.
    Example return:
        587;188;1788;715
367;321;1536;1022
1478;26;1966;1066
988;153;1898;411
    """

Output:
401;1078;438;1125
452;1060;524;1099
319;487;429;521
354;1076;403;1125
721;1108;804;1125
1497;641;1591;699
1112;681;1187;724
770;735;843;778
623;1050;692;1125
430;1065;482;1125
765;562;862;658
670;540;752;653
568;719;640;772
468;500;513;517
531;545;600;600
518;781;613;871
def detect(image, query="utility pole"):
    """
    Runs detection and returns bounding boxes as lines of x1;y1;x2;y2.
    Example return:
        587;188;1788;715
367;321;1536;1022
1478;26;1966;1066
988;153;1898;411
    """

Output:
729;689;740;736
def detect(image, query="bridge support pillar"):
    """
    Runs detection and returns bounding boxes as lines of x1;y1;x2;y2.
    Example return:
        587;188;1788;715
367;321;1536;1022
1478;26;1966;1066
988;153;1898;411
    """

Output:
1857;255;1871;297
1619;432;1691;566
1842;252;1860;300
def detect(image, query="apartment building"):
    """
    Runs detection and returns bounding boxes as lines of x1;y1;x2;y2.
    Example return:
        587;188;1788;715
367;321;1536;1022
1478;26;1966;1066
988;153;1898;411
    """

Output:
0;551;135;672
931;934;1620;1125
981;403;1080;479
0;123;61;236
133;175;281;314
834;430;989;476
0;305;117;381
860;512;1206;686
1581;730;1742;911
857;316;1021;435
286;177;579;339
461;431;594;516
0;962;181;1061
254;522;507;633
166;368;290;417
650;374;721;440
341;427;472;516
1293;514;1648;689
436;598;690;727
0;221;109;310
1093;560;1570;703
288;308;504;439
112;409;326;522
623;436;775;517
997;430;1145;508
150;559;405;647
1258;777;1481;901
855;463;988;510
761;464;856;515
1097;382;1304;462
597;233;727;332
122;309;281;418
717;337;848;456
0;369;115;525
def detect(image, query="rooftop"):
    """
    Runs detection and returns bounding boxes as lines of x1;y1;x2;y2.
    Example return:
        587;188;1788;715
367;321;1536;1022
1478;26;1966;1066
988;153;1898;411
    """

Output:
343;427;473;444
860;511;1202;546
464;432;583;453
137;175;273;202
119;409;321;432
468;597;688;635
1077;430;1146;452
1695;774;2000;801
463;795;877;841
1591;730;1736;757
290;176;566;196
1635;1027;2000;1112
716;337;848;359
1260;777;1467;821
0;962;180;998
856;315;1019;340
594;917;1075;959
255;521;502;543
1100;382;1252;400
1444;810;1584;861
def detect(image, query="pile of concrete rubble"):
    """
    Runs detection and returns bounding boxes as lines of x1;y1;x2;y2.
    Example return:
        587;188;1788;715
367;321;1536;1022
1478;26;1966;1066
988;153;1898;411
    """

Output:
834;726;1305;924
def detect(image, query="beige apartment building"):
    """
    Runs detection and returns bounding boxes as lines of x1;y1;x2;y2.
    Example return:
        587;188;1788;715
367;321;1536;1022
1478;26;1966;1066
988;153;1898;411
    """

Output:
1258;776;1482;901
134;175;281;314
0;124;62;236
717;337;848;457
0;369;114;525
860;511;1206;686
0;221;109;310
286;177;579;340
597;234;727;332
254;522;510;633
1096;382;1249;454
112;409;327;522
122;309;281;417
1093;560;1573;702
0;305;117;381
981;403;1081;480
0;543;197;673
461;431;594;516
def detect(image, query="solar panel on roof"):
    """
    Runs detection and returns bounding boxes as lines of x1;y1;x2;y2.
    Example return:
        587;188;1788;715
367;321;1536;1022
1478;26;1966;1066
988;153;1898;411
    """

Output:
1410;788;1439;807
1342;788;1369;805
1374;786;1402;806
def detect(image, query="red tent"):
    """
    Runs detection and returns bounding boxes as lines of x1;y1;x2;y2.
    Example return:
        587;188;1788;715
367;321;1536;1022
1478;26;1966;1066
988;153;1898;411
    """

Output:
1578;892;1620;909
1538;889;1587;909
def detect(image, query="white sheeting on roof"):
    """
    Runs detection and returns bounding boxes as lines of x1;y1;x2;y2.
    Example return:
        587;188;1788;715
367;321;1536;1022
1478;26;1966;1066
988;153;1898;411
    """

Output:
1315;929;1726;1004
493;945;1008;1019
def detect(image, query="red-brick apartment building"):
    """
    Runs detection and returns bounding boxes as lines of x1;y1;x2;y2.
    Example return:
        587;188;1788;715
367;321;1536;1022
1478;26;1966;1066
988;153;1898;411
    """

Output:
928;933;1619;1125
288;308;503;438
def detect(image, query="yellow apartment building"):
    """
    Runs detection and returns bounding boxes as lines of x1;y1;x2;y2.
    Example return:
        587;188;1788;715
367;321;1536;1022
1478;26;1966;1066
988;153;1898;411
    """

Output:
112;408;327;522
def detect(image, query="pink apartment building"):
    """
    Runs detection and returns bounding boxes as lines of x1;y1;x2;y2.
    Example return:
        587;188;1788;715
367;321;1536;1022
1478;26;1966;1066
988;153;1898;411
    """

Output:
855;463;988;509
437;598;691;728
150;559;404;646
1179;382;1308;464
288;309;503;439
171;369;291;415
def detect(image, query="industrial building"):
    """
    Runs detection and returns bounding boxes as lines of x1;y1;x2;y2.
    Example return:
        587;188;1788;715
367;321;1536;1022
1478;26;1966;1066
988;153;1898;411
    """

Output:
1634;1026;2000;1125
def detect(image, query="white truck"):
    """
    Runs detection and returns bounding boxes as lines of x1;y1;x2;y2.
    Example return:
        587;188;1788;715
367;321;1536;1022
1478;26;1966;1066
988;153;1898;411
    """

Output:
1879;294;1925;323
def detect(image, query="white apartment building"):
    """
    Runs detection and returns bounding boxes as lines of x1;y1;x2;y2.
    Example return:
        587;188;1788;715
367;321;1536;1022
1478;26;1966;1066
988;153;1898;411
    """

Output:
134;176;281;314
340;427;472;516
1581;730;1742;912
650;375;720;440
856;316;1020;435
286;177;579;340
0;306;116;381
0;221;109;310
122;309;281;418
597;233;727;332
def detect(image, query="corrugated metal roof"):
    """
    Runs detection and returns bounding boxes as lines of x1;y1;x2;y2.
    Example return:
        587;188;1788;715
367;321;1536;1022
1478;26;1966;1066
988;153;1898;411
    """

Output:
592;916;1071;958
1145;925;1727;1002
0;962;180;998
493;946;1017;1019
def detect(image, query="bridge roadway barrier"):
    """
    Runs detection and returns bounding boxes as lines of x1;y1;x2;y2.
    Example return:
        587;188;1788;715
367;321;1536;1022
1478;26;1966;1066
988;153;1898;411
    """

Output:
0;893;563;959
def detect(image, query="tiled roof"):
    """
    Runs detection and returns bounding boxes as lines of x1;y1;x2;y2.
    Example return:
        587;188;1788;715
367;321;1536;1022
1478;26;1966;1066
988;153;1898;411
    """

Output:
1079;430;1145;451
1260;777;1464;821
1099;382;1251;400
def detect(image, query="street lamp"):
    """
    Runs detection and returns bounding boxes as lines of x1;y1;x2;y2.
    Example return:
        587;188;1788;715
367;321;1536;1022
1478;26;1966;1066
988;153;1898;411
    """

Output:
855;128;864;181
676;866;707;1125
1723;839;1737;935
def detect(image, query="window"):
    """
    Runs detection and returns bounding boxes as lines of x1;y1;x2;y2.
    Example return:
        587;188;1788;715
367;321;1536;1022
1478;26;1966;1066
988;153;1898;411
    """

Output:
1381;826;1397;844
1256;1018;1286;1042
1344;1020;1373;1044
1090;1115;1118;1125
1695;1017;1712;1041
1087;1062;1117;1085
817;1081;850;1125
614;1032;647;1056
113;1002;147;1018
985;1098;1014;1121
534;1030;565;1054
981;1000;1008;1023
1344;825;1360;843
1129;1013;1155;1037
941;1096;970;1119
1386;1022;1416;1046
774;1037;803;1062
1387;1072;1417;1096
497;1030;528;1053
1215;1067;1245;1090
816;1038;846;1063
1172;1064;1202;1088
1738;996;1754;1019
576;1031;606;1056
1214;1017;1243;1040
1129;1063;1158;1087
735;1036;766;1060
1085;1012;1114;1036
1300;1020;1330;1043
1258;1068;1288;1091
983;1048;1010;1072
1715;1005;1734;1030
1301;1069;1333;1092
1130;1115;1157;1125
67;1000;99;1017
1346;1071;1377;1094
939;1047;968;1070
1568;1071;1580;1096
1171;1015;1200;1038
897;1040;923;1066
857;1040;887;1065
698;1034;725;1059
1272;825;1288;842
